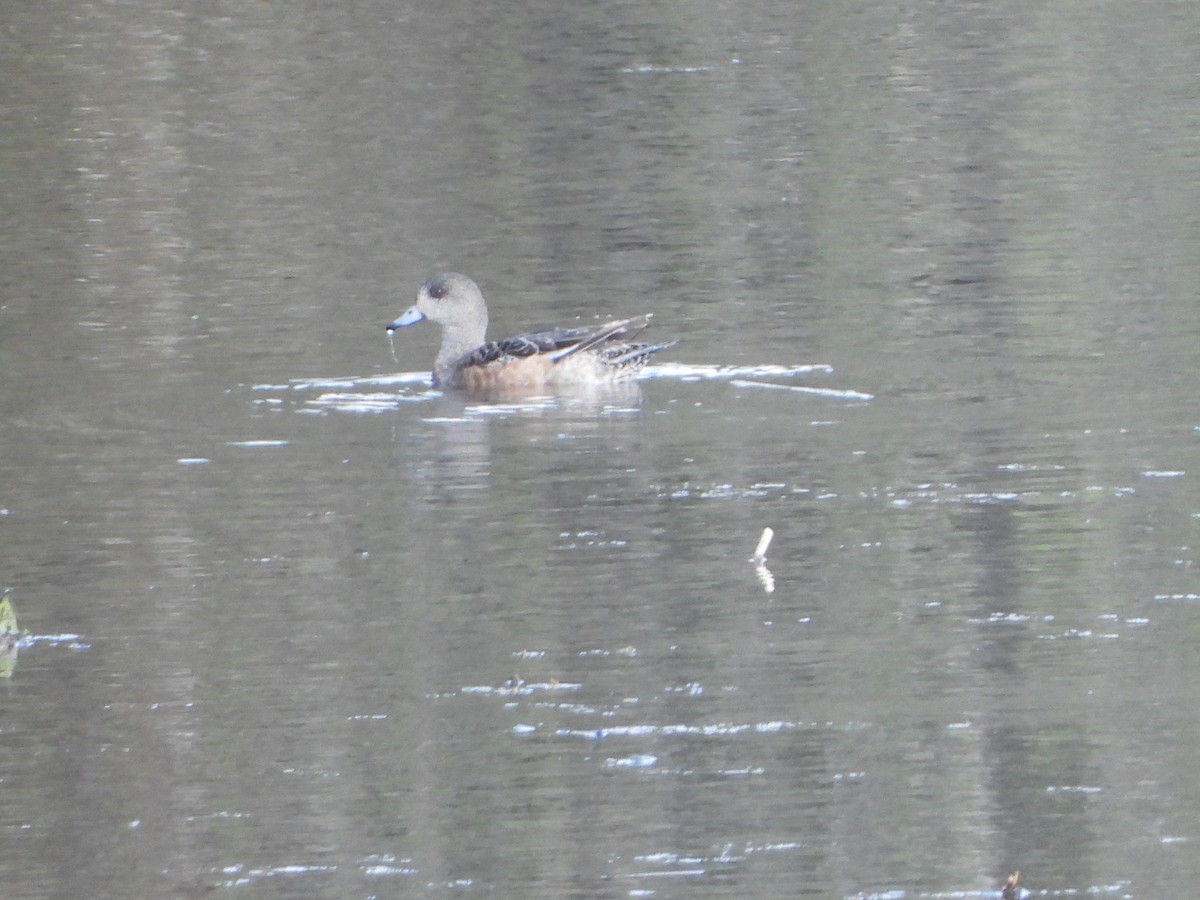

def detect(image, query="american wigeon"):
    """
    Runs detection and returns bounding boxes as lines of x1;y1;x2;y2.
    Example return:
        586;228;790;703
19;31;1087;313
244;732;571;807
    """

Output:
386;273;675;393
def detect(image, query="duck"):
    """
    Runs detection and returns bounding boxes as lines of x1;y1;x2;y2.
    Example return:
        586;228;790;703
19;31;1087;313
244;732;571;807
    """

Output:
386;273;675;393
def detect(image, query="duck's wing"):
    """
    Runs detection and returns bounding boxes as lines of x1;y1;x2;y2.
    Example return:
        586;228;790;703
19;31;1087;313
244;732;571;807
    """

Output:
503;325;597;355
457;315;667;373
548;315;655;362
458;325;594;369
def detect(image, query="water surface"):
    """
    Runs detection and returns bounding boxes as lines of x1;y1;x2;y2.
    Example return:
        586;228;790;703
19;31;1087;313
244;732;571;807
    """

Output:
2;1;1199;898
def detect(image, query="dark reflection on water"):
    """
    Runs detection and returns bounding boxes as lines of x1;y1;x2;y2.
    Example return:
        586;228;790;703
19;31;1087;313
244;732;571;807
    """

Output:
3;0;1200;897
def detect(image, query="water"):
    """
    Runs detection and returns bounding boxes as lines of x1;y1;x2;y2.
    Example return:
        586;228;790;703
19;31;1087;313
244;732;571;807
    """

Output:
3;1;1200;897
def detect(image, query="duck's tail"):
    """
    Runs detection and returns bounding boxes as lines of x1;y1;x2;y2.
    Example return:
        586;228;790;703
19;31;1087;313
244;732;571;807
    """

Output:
604;339;678;368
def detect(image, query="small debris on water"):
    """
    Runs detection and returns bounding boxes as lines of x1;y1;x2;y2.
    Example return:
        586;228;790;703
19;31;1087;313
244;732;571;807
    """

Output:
750;527;775;594
751;527;774;564
1002;870;1020;900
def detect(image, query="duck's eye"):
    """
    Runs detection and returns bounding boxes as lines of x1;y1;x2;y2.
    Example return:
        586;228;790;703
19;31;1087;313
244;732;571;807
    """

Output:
426;277;450;300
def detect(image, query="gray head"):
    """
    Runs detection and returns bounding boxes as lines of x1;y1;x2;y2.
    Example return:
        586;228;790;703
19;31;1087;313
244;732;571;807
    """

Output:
387;274;488;335
386;273;491;383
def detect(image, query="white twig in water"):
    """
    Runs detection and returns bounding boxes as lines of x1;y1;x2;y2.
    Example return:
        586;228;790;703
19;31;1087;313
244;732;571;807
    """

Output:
750;527;775;593
751;527;774;564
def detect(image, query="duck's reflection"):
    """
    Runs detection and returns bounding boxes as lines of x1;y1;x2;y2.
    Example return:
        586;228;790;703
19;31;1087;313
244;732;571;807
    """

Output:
408;380;649;501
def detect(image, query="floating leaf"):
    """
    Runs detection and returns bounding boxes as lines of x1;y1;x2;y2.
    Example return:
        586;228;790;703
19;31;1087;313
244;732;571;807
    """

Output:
0;592;20;679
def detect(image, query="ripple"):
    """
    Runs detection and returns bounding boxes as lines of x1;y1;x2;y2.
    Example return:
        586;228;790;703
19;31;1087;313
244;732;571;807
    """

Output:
249;362;867;415
549;719;841;740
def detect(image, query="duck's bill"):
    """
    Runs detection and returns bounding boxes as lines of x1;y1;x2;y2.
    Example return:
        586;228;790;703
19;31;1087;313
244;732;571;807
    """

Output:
386;306;425;332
